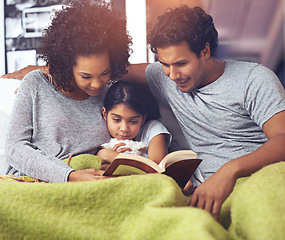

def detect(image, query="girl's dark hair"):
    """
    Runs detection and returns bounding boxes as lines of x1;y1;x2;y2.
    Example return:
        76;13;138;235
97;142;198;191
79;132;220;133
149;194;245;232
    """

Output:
148;5;218;57
40;0;132;92
104;81;161;123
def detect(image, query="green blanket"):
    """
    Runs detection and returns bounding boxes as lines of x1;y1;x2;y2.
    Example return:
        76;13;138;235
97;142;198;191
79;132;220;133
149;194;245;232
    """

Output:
1;162;285;240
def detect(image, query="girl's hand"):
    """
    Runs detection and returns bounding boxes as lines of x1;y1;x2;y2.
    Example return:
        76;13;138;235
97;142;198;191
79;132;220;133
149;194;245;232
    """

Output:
112;142;132;153
68;169;109;182
182;180;195;196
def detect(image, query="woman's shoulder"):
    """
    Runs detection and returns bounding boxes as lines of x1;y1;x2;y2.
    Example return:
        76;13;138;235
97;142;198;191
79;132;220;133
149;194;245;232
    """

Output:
18;70;50;95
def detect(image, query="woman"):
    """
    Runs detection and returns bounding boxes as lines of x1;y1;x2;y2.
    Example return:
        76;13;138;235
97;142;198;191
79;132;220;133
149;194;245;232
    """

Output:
5;0;132;182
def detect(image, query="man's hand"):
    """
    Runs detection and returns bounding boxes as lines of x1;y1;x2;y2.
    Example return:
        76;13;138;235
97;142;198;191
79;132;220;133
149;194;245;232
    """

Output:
1;65;47;80
189;164;237;222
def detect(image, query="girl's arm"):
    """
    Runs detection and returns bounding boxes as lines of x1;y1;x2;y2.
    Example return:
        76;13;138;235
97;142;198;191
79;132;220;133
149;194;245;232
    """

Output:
97;142;132;164
147;134;168;164
97;149;120;163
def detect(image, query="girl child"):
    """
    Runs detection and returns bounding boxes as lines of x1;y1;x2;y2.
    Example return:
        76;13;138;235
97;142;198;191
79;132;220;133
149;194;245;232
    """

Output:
5;1;132;182
97;81;172;165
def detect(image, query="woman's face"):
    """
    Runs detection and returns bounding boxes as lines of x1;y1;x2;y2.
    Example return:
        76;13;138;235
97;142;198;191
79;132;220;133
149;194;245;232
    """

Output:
72;52;111;99
102;103;146;141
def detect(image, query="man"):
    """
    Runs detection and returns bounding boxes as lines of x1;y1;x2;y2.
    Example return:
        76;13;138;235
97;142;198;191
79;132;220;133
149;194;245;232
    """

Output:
127;5;285;221
2;6;285;221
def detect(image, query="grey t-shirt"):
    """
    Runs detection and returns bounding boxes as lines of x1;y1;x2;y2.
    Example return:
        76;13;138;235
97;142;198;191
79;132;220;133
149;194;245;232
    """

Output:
5;70;110;182
146;60;285;180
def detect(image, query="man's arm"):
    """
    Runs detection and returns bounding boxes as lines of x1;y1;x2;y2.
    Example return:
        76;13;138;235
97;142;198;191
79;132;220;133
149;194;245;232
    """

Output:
189;110;285;221
120;63;149;85
1;63;150;83
1;65;49;80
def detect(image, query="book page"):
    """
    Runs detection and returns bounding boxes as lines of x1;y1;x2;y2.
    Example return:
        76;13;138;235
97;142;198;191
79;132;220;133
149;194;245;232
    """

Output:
160;150;197;169
112;165;148;175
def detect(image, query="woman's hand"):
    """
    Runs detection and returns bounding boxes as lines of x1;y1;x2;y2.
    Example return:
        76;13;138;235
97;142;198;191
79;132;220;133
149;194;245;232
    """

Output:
68;169;109;182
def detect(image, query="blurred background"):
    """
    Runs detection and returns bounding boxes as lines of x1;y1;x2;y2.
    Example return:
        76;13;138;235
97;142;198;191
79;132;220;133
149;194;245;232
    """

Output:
0;0;284;86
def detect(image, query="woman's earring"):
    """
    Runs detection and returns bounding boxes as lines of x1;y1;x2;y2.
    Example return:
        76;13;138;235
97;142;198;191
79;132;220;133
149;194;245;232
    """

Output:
107;79;116;86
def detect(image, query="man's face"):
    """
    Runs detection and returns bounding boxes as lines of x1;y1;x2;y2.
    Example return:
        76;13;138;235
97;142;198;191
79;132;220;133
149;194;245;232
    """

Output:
157;41;209;92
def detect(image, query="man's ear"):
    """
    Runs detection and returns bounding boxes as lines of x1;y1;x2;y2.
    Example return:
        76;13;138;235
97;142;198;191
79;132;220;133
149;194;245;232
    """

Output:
201;42;210;59
101;107;107;121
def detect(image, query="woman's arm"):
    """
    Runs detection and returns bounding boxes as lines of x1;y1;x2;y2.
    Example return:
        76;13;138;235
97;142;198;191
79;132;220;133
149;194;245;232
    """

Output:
5;75;73;182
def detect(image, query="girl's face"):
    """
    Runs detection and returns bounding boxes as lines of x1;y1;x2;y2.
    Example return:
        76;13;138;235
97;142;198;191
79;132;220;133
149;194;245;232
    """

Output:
102;103;146;140
72;52;111;100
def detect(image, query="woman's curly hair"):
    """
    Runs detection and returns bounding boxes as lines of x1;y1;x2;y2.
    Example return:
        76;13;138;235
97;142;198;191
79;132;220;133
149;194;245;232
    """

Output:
148;5;218;58
40;0;132;92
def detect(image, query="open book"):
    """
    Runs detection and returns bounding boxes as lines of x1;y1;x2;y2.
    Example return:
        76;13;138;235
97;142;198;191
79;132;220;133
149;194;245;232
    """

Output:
103;150;202;188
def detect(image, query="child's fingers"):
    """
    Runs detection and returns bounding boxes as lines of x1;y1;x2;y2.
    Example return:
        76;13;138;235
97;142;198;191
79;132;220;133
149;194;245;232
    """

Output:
112;142;126;151
116;147;132;153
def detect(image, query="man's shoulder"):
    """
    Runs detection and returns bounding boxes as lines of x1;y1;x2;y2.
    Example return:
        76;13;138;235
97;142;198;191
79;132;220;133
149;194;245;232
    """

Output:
225;59;259;71
145;62;167;86
227;60;278;84
146;62;163;73
225;60;273;75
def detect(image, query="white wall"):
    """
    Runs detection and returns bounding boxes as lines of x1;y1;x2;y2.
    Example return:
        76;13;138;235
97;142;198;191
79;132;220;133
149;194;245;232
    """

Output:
0;2;5;76
125;0;155;63
125;0;147;63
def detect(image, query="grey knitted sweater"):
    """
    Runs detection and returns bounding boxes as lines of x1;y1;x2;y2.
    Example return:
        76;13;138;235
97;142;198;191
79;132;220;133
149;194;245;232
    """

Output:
5;70;110;182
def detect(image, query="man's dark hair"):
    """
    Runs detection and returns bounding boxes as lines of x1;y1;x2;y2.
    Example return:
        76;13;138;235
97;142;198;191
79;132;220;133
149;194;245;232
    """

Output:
148;5;218;58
